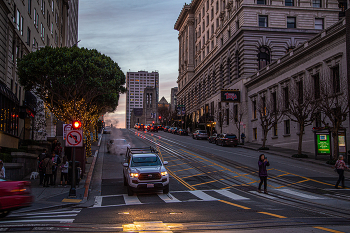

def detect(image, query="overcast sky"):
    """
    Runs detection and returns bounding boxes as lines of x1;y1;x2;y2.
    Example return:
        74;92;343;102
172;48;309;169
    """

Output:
78;0;185;128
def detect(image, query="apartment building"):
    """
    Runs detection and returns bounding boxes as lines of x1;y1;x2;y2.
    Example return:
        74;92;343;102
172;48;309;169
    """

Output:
0;0;78;148
126;71;159;128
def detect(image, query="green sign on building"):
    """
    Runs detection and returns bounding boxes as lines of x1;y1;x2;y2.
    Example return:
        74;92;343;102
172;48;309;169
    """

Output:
317;134;331;154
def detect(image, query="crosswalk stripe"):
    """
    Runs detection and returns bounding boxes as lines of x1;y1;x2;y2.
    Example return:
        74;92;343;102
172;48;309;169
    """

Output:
0;219;75;224
123;194;142;205
190;190;218;201
278;189;325;199
157;193;181;203
215;189;249;200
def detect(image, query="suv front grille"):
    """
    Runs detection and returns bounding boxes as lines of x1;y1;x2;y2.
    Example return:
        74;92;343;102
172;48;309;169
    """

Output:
139;172;161;180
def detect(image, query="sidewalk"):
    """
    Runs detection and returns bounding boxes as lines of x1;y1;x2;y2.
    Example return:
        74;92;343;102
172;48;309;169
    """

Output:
12;134;102;214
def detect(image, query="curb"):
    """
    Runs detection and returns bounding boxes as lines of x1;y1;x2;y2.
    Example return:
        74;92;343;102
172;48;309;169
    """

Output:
83;149;98;202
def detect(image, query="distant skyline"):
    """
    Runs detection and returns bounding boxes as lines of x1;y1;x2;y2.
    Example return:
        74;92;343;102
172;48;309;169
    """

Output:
78;0;185;128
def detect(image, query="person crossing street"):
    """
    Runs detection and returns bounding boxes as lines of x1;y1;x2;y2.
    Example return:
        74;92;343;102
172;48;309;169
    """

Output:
335;155;348;189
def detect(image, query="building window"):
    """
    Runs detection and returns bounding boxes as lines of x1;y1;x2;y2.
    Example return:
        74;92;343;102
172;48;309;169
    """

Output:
226;108;230;125
297;80;303;104
259;15;268;27
27;27;31;45
20;16;24;35
252;100;257;119
272;92;277;112
216;0;219;12
253;128;257;140
211;24;214;35
312;0;321;7
236;51;240;78
199;13;201;22
216;18;219;28
207;15;209;26
287;17;296;28
261;96;266;116
234;104;238;122
28;0;31;14
221;37;224;45
34;8;36;25
52;0;54;12
315;18;323;29
211;40;214;50
16;10;20;31
273;123;278;136
313;73;320;99
284;120;290;135
285;0;294;6
284;87;289;109
211;8;214;19
257;47;270;70
257;0;266;5
332;65;340;93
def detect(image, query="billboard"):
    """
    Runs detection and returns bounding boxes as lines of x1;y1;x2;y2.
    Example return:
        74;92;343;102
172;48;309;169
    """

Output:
317;134;331;154
221;90;240;103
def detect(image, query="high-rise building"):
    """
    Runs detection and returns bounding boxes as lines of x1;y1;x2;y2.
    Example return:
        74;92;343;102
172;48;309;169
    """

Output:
67;0;79;47
170;87;178;112
0;0;79;148
126;71;159;128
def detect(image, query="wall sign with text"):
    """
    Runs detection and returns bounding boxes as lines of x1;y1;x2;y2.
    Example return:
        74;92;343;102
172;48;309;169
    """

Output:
221;90;240;103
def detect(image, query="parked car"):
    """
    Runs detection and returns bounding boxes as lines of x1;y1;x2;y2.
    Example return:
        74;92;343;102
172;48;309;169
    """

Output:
134;123;139;129
157;125;163;130
138;124;145;131
216;134;238;147
147;125;158;132
123;147;169;196
193;130;208;140
208;133;218;143
172;127;179;134
177;129;188;136
0;179;33;218
107;139;130;154
103;126;112;134
168;127;175;133
164;126;170;132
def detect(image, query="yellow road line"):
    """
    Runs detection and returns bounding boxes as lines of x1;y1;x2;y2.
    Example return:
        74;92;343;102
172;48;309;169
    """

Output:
313;227;345;233
219;200;251;210
191;179;225;187
172;167;195;172
167;162;188;167
273;169;334;187
275;179;311;189
181;173;206;179
167;169;196;191
258;212;287;218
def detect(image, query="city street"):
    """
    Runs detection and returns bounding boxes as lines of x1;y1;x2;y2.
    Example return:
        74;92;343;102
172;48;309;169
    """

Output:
1;128;350;232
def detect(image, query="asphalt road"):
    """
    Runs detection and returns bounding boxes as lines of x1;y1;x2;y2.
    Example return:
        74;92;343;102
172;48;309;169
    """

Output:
2;128;350;232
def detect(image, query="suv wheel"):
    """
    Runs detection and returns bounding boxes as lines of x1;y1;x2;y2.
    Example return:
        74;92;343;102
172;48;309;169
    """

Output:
163;184;169;194
127;185;134;196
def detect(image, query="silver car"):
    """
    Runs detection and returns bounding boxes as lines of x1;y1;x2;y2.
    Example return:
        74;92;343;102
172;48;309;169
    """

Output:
193;130;208;140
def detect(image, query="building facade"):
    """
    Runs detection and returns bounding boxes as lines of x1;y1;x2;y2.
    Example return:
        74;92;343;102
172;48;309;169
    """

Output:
0;0;78;148
170;87;178;112
125;71;159;128
175;1;339;130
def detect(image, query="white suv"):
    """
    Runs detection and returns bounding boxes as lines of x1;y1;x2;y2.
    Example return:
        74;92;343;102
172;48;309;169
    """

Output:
123;147;169;196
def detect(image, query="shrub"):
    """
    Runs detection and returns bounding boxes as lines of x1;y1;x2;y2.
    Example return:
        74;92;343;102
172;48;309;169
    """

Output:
292;154;308;158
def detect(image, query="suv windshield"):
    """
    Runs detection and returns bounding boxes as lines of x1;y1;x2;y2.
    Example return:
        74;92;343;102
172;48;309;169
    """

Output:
131;156;162;167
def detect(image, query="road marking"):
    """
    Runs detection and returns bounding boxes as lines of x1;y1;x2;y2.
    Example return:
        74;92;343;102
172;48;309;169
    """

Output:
313;226;345;233
0;219;75;223
167;169;196;191
191;179;224;187
249;191;277;199
258;212;287;218
278;189;326;199
157;193;181;203
215;189;249;200
219;200;251;210
123;194;142;205
190;190;218;201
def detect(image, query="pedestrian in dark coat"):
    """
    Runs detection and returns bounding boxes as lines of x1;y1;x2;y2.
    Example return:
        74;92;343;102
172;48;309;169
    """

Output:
43;154;53;187
335;155;349;189
37;149;47;185
258;154;270;194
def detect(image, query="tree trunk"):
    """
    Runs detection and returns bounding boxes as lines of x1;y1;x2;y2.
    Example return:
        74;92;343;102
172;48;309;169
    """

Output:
297;124;304;155
332;130;339;160
262;130;268;148
86;131;92;157
238;126;241;144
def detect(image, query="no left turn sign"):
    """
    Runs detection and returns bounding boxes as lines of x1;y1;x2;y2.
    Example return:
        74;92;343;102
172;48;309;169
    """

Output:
65;130;83;147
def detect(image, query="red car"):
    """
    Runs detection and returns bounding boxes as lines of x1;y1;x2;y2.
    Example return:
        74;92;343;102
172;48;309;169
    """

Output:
0;179;33;218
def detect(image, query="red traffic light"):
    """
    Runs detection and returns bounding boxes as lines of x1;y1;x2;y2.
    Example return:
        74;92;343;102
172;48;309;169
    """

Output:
158;116;161;120
72;120;81;129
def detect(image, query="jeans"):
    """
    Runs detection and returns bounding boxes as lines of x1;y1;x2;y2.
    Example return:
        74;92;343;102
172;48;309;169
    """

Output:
259;176;267;190
337;169;345;185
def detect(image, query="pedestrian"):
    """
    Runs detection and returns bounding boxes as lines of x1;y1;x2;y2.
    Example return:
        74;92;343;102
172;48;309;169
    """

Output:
258;154;270;194
60;156;69;187
37;149;47;185
54;142;62;157
241;133;246;144
334;155;349;189
51;139;58;154
51;151;61;186
0;159;5;179
42;154;53;187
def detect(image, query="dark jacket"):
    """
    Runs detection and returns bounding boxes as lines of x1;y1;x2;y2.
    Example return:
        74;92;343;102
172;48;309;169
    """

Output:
258;160;270;177
43;158;53;175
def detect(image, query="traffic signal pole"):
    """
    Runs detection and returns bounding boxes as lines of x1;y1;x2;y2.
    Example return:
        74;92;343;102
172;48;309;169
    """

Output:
69;147;76;197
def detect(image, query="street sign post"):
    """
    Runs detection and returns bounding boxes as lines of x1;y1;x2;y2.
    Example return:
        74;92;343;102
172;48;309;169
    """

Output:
65;130;83;147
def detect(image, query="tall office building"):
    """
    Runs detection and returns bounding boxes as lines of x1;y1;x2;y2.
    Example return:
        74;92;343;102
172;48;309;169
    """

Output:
170;87;178;112
126;71;159;128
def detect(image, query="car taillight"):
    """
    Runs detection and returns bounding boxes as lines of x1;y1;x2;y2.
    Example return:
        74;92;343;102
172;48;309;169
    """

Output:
11;184;28;195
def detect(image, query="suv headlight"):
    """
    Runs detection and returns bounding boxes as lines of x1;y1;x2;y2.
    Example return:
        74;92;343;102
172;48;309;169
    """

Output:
161;171;168;176
130;173;139;178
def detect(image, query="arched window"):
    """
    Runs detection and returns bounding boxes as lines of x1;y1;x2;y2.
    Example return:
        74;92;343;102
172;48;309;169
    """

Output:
257;46;270;70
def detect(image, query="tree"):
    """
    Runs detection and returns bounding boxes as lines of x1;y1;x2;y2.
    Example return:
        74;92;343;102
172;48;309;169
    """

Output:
283;79;317;156
317;70;349;160
214;102;224;133
17;46;126;156
230;103;248;143
257;94;283;149
158;106;170;125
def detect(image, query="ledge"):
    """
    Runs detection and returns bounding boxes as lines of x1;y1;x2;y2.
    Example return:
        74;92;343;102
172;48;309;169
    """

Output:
283;134;291;137
3;163;23;169
271;136;278;139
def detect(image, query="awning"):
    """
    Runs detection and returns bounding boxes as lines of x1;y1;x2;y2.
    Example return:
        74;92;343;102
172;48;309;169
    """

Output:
0;82;19;104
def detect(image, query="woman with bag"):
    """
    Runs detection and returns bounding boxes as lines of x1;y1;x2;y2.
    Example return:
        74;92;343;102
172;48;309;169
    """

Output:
335;155;348;189
258;154;270;194
43;154;53;187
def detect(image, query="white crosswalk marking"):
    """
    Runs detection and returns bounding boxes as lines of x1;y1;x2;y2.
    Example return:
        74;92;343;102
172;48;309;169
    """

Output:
214;189;249;200
278;189;326;199
158;193;181;203
190;190;218;201
123;194;142;205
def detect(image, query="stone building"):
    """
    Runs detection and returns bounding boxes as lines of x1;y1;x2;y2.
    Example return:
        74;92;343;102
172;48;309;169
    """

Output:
175;0;347;154
0;0;78;149
158;97;169;109
170;87;178;112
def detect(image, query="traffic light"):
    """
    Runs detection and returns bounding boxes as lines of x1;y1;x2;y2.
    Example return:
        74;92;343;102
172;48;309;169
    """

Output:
72;120;81;129
158;116;161;120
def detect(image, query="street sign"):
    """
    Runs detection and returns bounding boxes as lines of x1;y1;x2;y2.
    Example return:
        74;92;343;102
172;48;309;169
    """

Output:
65;130;83;147
63;124;72;140
316;134;331;154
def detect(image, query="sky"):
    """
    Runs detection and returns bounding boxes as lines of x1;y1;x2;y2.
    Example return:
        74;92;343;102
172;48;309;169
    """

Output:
78;0;186;128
